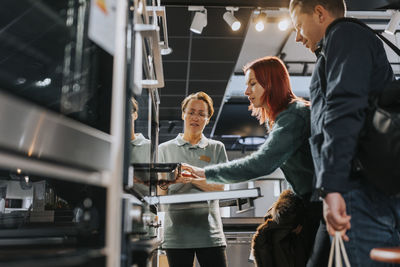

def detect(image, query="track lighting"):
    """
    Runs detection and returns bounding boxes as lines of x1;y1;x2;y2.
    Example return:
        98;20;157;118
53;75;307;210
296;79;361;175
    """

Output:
278;19;290;31
385;10;400;35
188;6;207;34
254;12;267;32
161;47;173;55
223;7;241;31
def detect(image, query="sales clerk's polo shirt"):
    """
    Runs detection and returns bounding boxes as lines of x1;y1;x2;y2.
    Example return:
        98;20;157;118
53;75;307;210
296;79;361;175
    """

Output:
158;133;228;249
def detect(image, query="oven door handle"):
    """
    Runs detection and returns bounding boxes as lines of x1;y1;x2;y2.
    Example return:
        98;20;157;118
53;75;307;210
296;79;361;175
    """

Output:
144;188;262;206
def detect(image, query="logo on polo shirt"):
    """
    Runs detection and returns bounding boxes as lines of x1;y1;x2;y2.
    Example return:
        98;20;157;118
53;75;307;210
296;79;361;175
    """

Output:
199;155;211;163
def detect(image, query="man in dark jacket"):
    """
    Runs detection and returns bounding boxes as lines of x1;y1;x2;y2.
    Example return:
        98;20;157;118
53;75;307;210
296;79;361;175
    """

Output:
289;0;400;266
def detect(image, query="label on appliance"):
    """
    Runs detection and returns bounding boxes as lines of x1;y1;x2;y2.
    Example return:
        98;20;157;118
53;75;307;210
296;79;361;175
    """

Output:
88;0;117;55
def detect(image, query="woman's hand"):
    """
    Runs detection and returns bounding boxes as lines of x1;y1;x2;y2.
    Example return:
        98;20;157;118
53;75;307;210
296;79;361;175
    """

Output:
173;163;206;184
176;163;224;192
181;163;206;179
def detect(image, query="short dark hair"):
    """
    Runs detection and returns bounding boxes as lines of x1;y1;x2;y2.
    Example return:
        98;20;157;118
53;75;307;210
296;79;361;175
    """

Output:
289;0;346;18
181;91;214;119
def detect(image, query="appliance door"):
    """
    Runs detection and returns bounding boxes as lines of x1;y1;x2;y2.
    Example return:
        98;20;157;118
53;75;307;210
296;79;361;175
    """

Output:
0;0;112;133
224;232;255;267
0;166;107;266
193;231;255;267
0;0;114;171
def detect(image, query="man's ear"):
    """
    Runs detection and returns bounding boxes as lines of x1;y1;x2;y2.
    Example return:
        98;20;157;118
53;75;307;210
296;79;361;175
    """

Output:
314;4;327;23
181;112;185;121
133;111;138;120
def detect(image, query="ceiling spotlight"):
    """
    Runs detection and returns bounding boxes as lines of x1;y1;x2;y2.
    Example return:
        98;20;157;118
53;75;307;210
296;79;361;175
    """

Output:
161;47;173;55
254;12;267;32
278;19;290;31
188;6;207;34
35;78;51;87
385;10;400;35
223;7;241;31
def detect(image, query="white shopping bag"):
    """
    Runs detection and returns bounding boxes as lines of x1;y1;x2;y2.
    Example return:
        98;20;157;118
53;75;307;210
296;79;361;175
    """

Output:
328;231;351;267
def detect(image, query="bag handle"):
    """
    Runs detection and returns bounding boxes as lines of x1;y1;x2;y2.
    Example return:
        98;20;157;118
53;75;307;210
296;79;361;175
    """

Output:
328;232;351;267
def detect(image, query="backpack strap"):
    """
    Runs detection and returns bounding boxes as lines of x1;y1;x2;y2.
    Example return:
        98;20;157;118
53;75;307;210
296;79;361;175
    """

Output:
326;18;400;106
333;17;400;56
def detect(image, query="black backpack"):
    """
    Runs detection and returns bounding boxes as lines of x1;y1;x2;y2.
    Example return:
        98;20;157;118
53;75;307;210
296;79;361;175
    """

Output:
344;18;400;195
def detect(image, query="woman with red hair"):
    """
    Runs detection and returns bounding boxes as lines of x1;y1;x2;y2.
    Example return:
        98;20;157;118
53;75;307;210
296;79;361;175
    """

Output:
181;56;329;267
183;56;313;200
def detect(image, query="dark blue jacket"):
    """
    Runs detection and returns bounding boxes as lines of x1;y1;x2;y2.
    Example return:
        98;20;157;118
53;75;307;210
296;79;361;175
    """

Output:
309;18;394;193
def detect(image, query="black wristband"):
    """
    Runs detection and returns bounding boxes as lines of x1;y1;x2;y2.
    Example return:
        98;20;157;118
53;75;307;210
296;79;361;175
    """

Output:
318;187;331;199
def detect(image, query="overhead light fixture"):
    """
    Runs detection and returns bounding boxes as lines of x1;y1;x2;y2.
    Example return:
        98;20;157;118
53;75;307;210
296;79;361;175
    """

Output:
161;47;173;55
385;10;400;35
278;19;290;31
35;78;51;87
15;77;26;85
223;7;241;31
254;12;267;32
188;6;207;34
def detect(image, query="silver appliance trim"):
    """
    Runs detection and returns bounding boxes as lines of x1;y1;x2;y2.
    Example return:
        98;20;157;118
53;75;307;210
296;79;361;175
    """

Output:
222;217;264;225
144;188;262;205
132;1;166;95
224;231;257;236
0;91;112;171
0;151;106;187
0;237;68;246
134;24;165;89
147;6;171;52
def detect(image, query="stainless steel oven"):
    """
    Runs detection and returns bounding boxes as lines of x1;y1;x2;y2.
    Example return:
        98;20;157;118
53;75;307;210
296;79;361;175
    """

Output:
0;166;107;266
0;0;128;266
0;0;113;171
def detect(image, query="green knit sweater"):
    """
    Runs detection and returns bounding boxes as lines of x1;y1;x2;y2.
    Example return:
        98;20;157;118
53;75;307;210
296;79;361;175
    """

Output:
205;101;314;196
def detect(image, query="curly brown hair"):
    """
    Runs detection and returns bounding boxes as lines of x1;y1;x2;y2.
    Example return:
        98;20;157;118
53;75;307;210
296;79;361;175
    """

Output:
181;91;214;119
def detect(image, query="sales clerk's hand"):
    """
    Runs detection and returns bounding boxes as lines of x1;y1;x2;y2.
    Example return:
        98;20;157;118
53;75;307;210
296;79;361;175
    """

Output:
323;192;351;241
174;173;206;184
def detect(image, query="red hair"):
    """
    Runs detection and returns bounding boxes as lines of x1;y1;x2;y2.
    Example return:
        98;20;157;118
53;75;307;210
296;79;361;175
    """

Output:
243;56;309;128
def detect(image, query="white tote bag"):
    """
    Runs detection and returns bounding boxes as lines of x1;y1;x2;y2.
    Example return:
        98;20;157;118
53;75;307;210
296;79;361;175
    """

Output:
328;231;351;267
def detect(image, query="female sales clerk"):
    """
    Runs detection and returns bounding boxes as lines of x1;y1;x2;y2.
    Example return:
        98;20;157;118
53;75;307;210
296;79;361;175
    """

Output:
158;91;228;267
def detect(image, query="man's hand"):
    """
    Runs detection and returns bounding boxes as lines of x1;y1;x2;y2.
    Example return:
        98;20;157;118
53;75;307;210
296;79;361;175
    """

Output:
323;192;351;241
